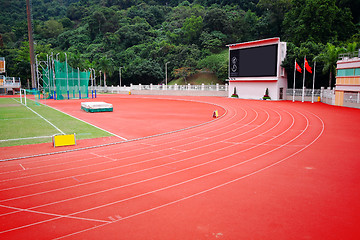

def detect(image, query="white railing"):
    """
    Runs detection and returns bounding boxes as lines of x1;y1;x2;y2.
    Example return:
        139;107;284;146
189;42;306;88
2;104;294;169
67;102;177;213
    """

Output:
0;76;21;87
286;87;335;104
286;88;322;97
344;92;360;103
92;83;228;93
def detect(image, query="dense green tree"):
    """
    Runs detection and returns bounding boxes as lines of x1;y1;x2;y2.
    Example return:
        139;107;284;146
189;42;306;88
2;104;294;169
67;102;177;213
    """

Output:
197;50;228;81
67;2;88;20
116;18;153;48
283;0;356;45
38;19;64;39
257;0;291;37
67;52;85;69
200;31;227;53
181;16;203;44
96;56;115;86
282;41;327;88
124;57;164;84
317;43;345;87
203;8;230;34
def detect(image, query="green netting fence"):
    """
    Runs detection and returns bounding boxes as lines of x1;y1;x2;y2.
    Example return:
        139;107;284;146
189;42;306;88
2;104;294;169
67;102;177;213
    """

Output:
43;60;91;100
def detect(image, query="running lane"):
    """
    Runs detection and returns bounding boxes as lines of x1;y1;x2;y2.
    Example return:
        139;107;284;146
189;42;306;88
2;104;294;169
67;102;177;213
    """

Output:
0;96;359;240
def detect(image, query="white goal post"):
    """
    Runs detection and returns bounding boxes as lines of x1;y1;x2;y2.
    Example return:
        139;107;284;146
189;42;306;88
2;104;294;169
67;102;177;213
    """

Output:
20;88;27;106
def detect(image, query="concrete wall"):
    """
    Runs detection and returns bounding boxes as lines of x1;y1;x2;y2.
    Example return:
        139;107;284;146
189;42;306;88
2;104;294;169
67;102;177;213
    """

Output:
228;81;279;100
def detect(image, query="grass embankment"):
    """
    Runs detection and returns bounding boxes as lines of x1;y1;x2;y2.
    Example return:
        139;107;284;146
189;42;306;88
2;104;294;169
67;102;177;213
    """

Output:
169;50;228;85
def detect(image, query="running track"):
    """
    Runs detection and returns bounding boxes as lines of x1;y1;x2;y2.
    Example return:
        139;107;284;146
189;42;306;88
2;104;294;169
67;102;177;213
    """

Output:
0;95;360;239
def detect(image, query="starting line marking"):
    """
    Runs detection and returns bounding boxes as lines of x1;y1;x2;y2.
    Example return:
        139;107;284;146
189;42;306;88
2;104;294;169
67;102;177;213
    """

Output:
0;135;53;142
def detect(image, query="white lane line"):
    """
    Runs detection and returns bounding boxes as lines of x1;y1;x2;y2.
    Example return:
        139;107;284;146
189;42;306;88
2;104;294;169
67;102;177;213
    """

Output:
0;108;279;211
11;98;64;134
19;164;26;170
55;110;325;240
41;101;127;141
0;135;52;142
0;105;246;182
0;203;111;225
0;107;261;194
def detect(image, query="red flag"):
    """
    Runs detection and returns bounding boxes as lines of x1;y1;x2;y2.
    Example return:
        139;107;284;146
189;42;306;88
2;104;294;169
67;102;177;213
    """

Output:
295;61;302;73
305;58;312;73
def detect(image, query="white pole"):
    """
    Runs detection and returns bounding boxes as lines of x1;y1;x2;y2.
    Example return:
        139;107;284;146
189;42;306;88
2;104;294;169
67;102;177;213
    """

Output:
78;67;80;93
293;59;296;102
35;54;39;90
20;88;22;104
24;89;27;106
93;69;96;87
312;61;316;103
165;62;170;86
119;67;122;87
65;53;69;99
99;70;102;86
302;56;306;102
51;53;55;90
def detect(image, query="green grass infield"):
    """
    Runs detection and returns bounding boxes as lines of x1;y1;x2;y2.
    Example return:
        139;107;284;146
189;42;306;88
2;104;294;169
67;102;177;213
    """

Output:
0;97;113;147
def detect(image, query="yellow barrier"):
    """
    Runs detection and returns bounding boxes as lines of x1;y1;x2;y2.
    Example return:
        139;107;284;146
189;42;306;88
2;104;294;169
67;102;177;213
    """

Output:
53;134;76;147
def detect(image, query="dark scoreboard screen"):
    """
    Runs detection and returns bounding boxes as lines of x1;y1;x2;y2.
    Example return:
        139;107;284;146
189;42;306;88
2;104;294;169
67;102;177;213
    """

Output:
230;44;278;77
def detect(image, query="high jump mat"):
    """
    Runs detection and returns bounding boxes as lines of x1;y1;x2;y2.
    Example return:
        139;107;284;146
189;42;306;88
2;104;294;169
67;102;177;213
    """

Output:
81;102;113;113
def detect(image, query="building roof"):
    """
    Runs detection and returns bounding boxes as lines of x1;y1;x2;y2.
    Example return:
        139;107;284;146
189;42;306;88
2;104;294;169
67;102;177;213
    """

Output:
226;37;281;49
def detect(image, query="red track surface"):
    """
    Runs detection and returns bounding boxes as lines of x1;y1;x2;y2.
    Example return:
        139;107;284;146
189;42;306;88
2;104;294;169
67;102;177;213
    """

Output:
1;95;360;239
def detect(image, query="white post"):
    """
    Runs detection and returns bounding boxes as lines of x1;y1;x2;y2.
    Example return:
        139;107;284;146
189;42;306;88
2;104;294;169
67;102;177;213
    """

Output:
302;56;306;102
78;67;80;98
99;70;102;86
312;61;316;103
51;53;56;99
20;88;22;104
293;59;296;102
165;62;170;86
92;69;96;86
119;67;122;87
65;53;69;99
35;54;39;90
24;89;27;106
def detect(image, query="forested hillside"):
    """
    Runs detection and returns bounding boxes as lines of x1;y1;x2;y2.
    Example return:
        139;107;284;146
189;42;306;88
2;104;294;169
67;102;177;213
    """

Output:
0;0;359;88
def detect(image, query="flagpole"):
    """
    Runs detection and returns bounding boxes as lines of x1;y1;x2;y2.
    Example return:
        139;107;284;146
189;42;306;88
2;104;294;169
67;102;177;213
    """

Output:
293;59;296;102
312;61;316;103
302;56;306;102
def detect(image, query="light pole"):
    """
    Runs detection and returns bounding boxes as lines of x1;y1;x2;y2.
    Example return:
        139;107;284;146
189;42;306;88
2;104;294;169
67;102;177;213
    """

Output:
165;62;170;86
119;67;123;87
92;68;96;86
